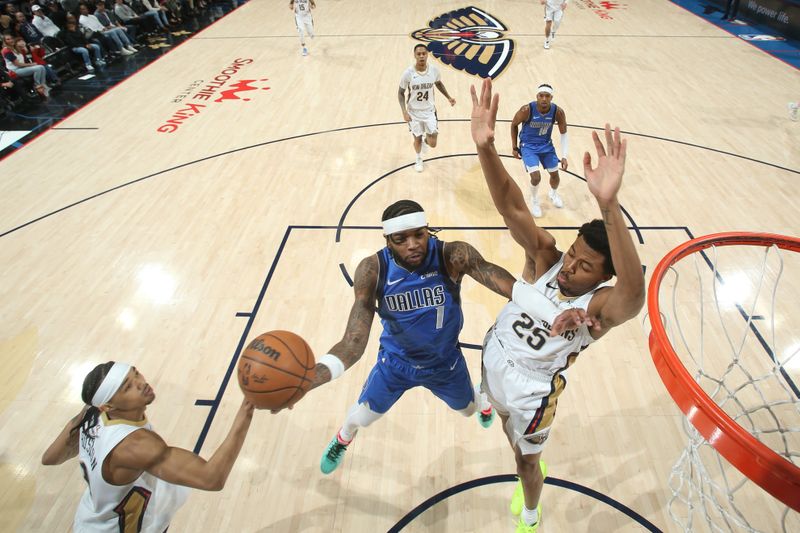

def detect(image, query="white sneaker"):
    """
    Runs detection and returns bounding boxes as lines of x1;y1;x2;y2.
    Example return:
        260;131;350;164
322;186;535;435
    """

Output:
302;47;308;56
86;64;95;72
549;189;563;208
789;102;799;121
414;159;423;172
544;39;550;49
126;46;138;53
121;48;133;56
530;198;542;218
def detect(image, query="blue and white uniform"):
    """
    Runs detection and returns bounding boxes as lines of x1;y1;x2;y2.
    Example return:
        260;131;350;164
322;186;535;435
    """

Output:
518;102;560;172
358;236;475;413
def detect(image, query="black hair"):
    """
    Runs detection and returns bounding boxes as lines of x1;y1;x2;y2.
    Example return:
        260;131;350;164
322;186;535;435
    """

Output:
413;43;427;53
71;361;115;439
578;220;615;276
382;199;423;221
381;200;438;237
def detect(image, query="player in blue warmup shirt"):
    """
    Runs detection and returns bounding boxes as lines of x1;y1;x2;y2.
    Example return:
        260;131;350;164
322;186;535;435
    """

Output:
510;83;569;219
309;200;518;474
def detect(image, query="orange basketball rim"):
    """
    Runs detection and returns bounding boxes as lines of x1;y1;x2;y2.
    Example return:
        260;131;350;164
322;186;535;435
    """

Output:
647;232;800;512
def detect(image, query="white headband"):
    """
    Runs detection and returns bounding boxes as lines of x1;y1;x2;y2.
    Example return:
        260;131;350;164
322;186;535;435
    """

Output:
91;362;132;407
382;211;427;235
537;85;553;95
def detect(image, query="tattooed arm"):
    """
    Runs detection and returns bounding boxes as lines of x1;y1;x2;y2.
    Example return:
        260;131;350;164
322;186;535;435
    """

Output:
444;241;516;299
310;255;378;389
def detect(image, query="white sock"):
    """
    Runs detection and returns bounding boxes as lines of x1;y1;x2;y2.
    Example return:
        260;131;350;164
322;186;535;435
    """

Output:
522;505;539;526
340;402;383;441
530;184;539;202
416;153;422;161
474;384;490;412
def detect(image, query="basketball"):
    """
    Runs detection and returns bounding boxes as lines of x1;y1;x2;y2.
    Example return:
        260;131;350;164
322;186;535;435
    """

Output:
237;330;316;410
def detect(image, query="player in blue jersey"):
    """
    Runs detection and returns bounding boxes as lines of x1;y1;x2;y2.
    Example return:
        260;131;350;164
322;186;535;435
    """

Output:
510;83;568;218
309;200;519;474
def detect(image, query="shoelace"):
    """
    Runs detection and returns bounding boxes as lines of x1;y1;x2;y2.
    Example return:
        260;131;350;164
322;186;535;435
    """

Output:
327;442;346;460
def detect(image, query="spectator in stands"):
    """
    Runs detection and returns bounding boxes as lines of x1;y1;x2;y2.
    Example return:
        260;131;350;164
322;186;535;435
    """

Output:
14;36;60;87
32;5;62;37
57;18;105;72
1;62;38;108
2;32;50;97
15;11;47;45
138;0;169;30
78;3;135;55
47;2;69;31
113;0;157;35
94;1;137;44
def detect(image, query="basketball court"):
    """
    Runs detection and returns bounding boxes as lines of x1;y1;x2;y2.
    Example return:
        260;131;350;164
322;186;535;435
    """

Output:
0;0;798;531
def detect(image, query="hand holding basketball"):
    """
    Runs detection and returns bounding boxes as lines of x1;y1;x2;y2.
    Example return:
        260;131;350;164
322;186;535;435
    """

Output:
237;330;316;410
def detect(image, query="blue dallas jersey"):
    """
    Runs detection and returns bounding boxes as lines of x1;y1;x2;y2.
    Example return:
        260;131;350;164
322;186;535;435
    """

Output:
375;237;463;367
519;102;558;151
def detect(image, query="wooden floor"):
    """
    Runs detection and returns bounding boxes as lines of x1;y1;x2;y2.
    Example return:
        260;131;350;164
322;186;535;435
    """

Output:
1;0;798;531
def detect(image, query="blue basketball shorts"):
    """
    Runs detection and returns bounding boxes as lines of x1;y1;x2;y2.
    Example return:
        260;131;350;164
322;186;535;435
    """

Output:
357;350;475;414
520;144;560;173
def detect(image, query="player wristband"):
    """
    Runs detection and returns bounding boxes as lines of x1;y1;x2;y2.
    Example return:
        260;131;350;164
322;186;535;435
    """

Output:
512;280;559;326
318;353;345;380
560;132;569;158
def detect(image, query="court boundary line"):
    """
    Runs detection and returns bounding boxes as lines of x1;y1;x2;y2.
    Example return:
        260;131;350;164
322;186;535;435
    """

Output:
386;473;664;532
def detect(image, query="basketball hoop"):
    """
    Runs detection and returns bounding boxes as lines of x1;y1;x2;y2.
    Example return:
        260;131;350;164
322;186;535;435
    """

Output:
647;232;800;532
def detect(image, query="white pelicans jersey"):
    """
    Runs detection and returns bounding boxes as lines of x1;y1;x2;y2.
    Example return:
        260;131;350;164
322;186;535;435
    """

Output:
491;255;610;377
293;0;312;17
74;413;190;533
400;64;441;116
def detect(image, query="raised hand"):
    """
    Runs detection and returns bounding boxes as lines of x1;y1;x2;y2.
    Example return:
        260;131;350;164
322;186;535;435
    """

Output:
470;78;500;149
550;308;600;336
583;124;627;206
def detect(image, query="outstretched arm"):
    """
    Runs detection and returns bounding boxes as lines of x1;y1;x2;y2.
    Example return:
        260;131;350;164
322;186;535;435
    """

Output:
112;399;255;491
434;80;456;106
585;126;645;338
470;79;558;259
444;241;515;298
310;255;378;388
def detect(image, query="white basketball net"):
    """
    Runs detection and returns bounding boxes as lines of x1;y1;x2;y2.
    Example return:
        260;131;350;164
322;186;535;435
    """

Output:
653;242;800;532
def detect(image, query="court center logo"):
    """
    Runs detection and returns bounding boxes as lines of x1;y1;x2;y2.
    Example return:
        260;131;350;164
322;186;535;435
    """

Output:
157;58;270;134
412;6;514;79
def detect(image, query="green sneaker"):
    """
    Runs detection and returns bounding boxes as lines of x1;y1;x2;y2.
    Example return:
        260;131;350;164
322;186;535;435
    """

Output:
510;461;547;515
515;504;542;532
320;435;349;474
478;407;495;428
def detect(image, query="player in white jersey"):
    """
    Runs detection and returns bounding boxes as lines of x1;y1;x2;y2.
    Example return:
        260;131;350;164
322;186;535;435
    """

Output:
42;361;256;532
470;79;645;533
540;0;568;49
289;0;315;56
398;44;456;172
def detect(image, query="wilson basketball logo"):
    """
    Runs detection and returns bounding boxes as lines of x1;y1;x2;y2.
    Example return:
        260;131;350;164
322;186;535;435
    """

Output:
247;339;282;361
